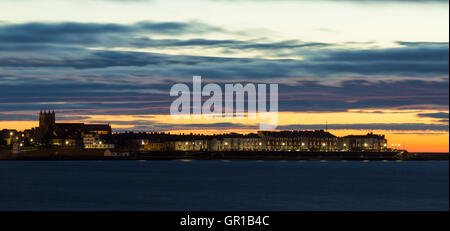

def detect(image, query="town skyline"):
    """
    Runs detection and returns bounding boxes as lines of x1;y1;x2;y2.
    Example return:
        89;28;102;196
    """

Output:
0;0;448;153
2;110;392;154
0;109;440;153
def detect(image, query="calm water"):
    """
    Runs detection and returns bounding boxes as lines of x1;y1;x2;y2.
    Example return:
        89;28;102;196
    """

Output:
0;160;448;210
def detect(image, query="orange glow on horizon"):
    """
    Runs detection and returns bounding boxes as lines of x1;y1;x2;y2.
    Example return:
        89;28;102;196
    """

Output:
1;109;448;153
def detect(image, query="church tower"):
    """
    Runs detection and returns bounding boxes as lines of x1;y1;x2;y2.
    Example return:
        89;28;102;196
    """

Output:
39;110;55;143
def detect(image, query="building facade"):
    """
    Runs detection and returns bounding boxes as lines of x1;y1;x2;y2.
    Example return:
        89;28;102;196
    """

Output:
342;133;388;152
132;130;389;152
36;110;112;146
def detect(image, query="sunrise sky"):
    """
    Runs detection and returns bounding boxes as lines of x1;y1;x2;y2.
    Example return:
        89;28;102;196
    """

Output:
0;0;448;152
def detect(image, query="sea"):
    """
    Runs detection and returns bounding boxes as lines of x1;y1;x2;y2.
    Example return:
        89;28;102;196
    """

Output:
0;160;448;210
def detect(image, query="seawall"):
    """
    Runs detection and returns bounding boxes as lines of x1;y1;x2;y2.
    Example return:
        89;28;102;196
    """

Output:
0;149;447;161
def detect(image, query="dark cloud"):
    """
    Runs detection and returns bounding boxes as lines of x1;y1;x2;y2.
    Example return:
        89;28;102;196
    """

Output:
277;123;449;131
308;44;449;76
277;79;449;111
396;41;449;46
0;21;448;77
0;20;448;126
0;21;225;45
0;43;448;80
0;77;447;117
130;37;330;50
0;114;91;121
0;49;255;69
390;132;448;135
0;21;329;52
417;112;449;119
90;121;450;132
0;114;37;121
0;25;447;79
314;46;448;62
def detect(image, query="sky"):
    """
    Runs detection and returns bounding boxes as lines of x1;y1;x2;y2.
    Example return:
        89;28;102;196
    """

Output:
0;0;448;152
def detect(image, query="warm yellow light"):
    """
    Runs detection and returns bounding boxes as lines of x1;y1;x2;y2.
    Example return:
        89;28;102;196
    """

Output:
224;142;228;145
343;143;346;147
259;142;262;146
9;132;13;136
30;139;34;142
383;143;387;147
282;143;286;146
364;143;368;147
65;141;69;145
322;143;326;146
301;143;305;146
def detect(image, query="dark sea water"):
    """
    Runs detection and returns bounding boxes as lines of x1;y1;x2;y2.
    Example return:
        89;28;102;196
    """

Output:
0;160;448;211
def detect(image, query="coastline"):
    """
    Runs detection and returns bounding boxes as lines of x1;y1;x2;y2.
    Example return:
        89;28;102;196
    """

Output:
0;150;448;161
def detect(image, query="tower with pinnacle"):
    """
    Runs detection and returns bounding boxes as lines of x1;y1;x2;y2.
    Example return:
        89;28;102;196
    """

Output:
39;110;55;143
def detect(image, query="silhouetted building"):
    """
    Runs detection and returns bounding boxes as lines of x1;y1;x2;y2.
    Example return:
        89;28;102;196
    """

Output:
258;130;340;151
5;111;390;153
342;133;387;152
35;110;112;146
114;130;389;152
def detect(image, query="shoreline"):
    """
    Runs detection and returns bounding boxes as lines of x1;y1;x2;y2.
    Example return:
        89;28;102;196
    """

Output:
0;150;448;161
